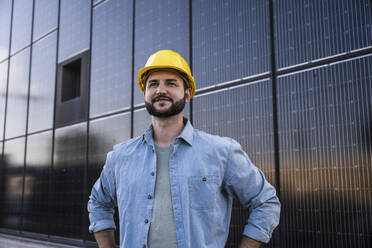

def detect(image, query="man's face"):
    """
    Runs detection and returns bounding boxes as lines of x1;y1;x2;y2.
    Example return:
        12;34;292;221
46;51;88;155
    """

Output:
144;70;191;118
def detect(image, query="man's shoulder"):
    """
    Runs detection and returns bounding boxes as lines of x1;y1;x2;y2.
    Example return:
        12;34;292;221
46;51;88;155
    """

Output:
193;128;238;149
111;135;144;155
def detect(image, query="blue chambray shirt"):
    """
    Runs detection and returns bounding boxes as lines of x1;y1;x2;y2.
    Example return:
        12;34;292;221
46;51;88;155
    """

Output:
88;119;280;248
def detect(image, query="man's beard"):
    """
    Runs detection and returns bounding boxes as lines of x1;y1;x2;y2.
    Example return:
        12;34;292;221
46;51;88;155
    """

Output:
145;94;186;118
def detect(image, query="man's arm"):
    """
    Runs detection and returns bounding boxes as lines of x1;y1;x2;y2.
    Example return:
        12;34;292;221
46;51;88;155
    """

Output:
87;151;118;241
223;139;281;244
239;236;262;248
94;228;116;248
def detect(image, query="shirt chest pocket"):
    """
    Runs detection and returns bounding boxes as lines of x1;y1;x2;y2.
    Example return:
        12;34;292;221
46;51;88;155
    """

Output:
188;176;219;210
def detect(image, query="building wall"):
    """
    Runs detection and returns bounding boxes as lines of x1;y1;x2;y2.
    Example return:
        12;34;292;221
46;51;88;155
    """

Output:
0;0;371;247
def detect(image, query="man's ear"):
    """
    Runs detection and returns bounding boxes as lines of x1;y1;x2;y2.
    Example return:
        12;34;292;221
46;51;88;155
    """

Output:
185;88;192;103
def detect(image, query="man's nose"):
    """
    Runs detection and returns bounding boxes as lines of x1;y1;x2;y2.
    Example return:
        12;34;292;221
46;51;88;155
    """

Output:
156;82;167;94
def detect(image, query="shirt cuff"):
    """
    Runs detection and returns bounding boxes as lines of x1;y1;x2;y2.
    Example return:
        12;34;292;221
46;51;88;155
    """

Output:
243;224;271;244
89;219;116;233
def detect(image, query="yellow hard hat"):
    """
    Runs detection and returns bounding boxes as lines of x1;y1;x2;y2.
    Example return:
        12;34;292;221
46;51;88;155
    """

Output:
138;50;196;98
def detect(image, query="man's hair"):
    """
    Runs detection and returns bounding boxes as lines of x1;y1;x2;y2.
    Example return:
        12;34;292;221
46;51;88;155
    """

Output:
144;69;190;91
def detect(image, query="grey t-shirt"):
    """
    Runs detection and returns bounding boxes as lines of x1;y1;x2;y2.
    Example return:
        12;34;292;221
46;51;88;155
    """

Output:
148;144;178;248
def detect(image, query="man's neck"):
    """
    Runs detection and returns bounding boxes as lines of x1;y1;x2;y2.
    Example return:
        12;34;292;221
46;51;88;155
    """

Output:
152;113;185;147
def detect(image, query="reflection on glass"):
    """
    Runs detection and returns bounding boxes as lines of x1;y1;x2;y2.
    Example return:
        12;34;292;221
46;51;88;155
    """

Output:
5;48;30;139
93;0;103;5
51;122;86;239
88;112;130;187
90;0;132;117
23;131;52;233
10;0;33;54
28;32;57;133
0;61;8;140
0;137;25;230
87;112;130;241
33;0;58;41
192;0;270;88
133;0;189;106
0;0;12;61
277;56;372;247
192;80;275;247
274;0;372;68
58;0;90;62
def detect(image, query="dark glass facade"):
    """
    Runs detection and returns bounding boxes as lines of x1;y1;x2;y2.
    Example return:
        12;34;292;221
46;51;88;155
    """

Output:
58;0;90;62
0;0;12;62
32;0;58;42
274;0;372;68
90;0;132;117
5;48;30;139
23;131;52;234
28;32;57;133
0;137;25;230
0;0;371;247
192;0;270;87
10;0;33;55
51;123;87;239
277;57;372;247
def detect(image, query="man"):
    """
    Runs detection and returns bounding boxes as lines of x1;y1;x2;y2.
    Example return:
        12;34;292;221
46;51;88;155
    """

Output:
88;50;280;248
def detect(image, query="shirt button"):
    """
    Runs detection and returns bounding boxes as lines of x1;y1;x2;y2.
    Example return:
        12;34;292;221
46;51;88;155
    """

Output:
147;194;152;199
151;172;155;176
144;219;149;224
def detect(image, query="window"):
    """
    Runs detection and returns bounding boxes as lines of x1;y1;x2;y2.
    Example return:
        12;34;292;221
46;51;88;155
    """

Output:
55;51;89;127
61;58;81;102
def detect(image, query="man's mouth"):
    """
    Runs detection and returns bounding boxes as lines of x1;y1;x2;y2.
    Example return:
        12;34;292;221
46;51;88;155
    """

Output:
153;96;173;103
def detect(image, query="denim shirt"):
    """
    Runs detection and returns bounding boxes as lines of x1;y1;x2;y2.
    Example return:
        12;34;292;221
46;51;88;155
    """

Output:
88;120;280;248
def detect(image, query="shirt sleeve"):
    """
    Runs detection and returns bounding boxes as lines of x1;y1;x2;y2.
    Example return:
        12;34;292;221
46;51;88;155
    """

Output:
87;151;118;233
223;139;281;243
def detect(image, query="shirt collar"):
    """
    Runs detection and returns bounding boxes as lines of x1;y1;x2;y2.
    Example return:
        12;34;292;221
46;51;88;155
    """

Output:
177;117;193;146
143;117;194;146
